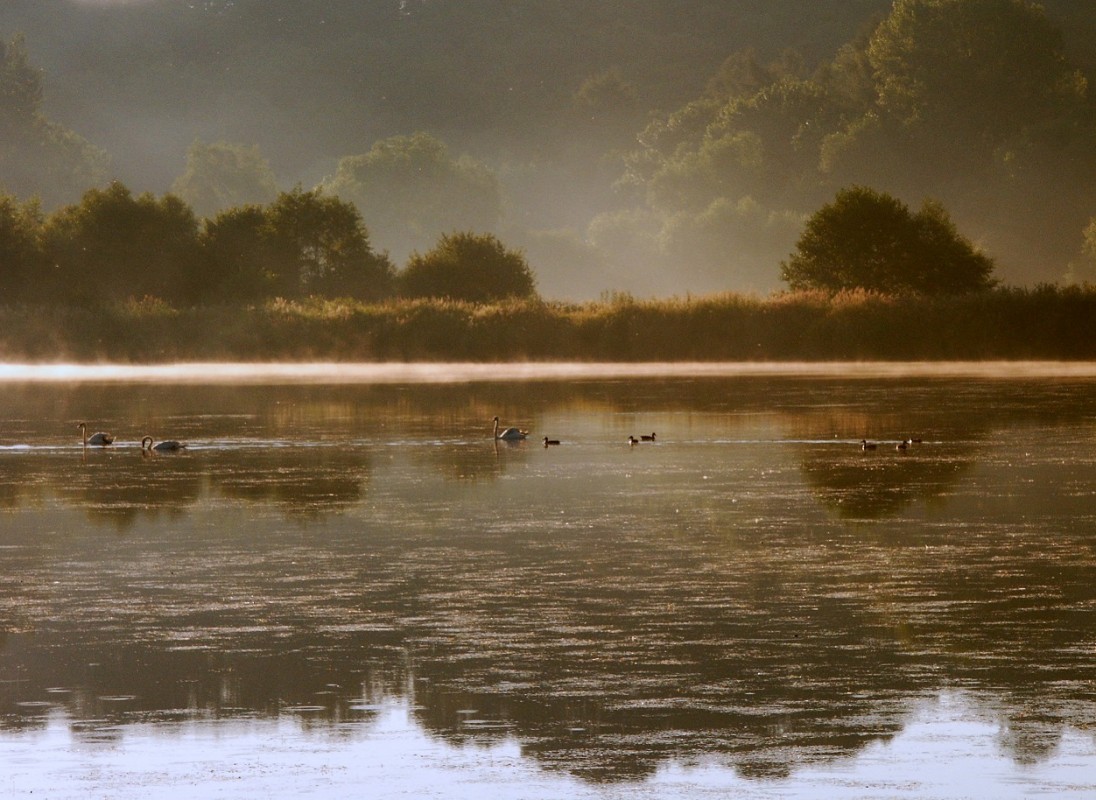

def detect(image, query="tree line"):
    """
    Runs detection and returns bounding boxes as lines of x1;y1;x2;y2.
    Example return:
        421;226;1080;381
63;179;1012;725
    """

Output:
0;177;998;307
4;1;1096;298
0;184;536;306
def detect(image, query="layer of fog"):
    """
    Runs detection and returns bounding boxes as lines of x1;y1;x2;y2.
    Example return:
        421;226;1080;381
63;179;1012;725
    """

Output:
2;361;1095;385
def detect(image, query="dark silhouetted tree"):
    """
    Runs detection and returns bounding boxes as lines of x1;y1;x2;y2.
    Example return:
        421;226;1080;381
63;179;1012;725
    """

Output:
41;183;202;303
0;193;43;301
263;188;394;299
781;186;996;294
399;232;536;302
199;205;277;302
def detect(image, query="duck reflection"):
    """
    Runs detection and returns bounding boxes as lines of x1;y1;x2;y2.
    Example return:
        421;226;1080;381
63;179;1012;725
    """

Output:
206;447;372;515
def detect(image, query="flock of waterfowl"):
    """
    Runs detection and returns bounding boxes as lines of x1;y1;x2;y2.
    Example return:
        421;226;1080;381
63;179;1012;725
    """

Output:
499;415;922;454
81;416;918;454
78;422;185;453
494;416;659;448
861;437;923;452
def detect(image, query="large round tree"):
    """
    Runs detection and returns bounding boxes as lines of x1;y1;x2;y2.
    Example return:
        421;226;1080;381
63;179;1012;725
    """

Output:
780;186;996;294
399;232;537;302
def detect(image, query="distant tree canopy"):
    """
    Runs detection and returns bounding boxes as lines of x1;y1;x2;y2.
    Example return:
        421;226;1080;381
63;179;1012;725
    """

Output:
612;0;1096;292
40;183;202;303
0;185;553;306
0;35;108;208
171;140;279;220
0;193;43;300
198;188;395;302
322;133;502;263
7;1;1096;298
260;188;394;300
867;0;1083;140
0;184;397;305
399;232;537;302
781;186;996;294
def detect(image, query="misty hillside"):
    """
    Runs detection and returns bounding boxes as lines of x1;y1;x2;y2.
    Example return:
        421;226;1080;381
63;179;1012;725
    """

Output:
5;0;1096;299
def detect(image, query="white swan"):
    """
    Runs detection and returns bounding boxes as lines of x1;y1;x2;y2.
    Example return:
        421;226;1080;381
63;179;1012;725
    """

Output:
493;416;528;440
142;436;186;452
78;422;114;446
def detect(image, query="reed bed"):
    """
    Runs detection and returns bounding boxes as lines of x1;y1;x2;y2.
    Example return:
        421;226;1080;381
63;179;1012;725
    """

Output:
0;286;1094;362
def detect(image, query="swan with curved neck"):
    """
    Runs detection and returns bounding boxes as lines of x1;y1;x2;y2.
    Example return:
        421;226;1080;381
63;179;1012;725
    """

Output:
493;416;528;440
78;422;114;447
142;436;186;452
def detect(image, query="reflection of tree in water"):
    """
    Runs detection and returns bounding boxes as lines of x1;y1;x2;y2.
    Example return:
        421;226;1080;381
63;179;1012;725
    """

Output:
0;455;50;509
799;441;978;519
2;377;1095;782
3;446;372;527
0;634;412;730
1;503;1094;781
205;447;371;515
73;448;205;528
401;538;925;782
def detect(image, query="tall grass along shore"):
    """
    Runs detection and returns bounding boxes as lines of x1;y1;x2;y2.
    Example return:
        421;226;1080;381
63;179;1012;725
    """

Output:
1;286;1093;363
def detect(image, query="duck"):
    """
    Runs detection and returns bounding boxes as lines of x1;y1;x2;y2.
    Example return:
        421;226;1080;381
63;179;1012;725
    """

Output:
896;439;909;451
641;433;656;441
492;416;528;440
142;436;186;453
860;439;878;451
543;436;561;446
628;435;639;445
78;422;114;446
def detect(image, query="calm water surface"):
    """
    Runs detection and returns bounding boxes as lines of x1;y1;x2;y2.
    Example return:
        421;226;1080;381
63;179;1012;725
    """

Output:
0;364;1094;798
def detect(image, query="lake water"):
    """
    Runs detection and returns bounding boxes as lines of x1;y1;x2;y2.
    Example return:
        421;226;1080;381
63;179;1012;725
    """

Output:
1;363;1094;799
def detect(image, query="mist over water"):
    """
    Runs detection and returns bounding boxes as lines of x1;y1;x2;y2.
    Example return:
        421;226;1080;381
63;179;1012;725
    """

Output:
2;360;1096;384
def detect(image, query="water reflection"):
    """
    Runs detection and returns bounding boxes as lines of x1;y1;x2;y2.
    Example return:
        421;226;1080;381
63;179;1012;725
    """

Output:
0;373;1095;791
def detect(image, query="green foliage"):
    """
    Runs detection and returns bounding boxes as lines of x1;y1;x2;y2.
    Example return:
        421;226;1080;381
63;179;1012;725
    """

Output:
0;35;108;207
868;0;1083;140
263;188;394;300
322;133;502;262
399;232;537;303
41;183;202;304
0;35;42;119
172;140;278;220
781;187;996;294
0;193;43;300
199;205;277;302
